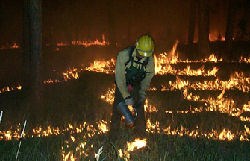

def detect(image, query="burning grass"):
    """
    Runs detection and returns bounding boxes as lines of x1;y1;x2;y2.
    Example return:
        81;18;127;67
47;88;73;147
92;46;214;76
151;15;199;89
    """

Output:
0;125;249;160
0;43;250;160
0;69;250;160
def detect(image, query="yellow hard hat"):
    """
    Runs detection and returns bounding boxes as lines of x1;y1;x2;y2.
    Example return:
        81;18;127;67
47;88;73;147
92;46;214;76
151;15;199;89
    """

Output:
135;34;155;57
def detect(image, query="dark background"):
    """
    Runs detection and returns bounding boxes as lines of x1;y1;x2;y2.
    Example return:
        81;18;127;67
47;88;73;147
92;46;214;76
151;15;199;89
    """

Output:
0;0;249;51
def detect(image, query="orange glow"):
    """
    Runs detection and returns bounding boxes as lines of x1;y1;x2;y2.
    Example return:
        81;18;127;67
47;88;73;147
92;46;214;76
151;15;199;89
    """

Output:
239;56;250;63
85;58;115;74
100;86;115;104
56;34;109;48
0;35;109;50
0;41;249;161
0;42;20;50
0;118;249;160
127;138;147;151
2;45;249;92
63;67;80;81
0;84;22;94
97;120;109;134
1;119;249;142
10;42;20;49
209;32;225;42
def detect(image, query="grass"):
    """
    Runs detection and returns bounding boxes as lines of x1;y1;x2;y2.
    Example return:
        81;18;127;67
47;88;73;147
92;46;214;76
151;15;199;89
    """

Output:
0;130;249;161
0;136;63;161
0;77;249;160
0;64;250;160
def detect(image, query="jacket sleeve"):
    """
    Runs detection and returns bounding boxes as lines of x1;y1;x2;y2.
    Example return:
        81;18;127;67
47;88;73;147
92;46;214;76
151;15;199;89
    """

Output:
115;52;130;99
139;56;155;99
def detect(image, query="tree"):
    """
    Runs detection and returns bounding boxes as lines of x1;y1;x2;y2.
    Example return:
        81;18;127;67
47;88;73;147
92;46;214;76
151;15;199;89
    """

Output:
225;0;234;42
107;0;116;47
188;0;197;45
197;0;210;57
23;0;42;107
225;0;235;60
127;0;134;44
0;1;4;45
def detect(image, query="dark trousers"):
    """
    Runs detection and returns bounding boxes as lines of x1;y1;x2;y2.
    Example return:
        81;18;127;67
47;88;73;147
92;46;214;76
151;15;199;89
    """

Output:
109;85;146;139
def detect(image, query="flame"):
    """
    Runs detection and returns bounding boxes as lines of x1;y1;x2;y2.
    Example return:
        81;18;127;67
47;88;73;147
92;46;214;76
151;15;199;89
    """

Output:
153;53;221;75
144;99;158;113
219;129;235;141
43;79;61;84
1;40;250;161
0;118;249;160
71;34;109;47
1;118;248;142
85;58;115;74
1;47;249;93
118;149;123;158
0;42;20;50
10;42;19;49
205;54;222;62
62;151;76;161
144;119;250;141
63;67;80;80
151;71;250;92
146;119;160;134
0;35;109;51
240;56;250;63
100;86;115;104
97;120;108;133
243;101;250;112
154;55;162;74
169;40;179;64
127;138;147;151
209;32;225;42
119;138;149;160
56;34;109;48
240;116;250;122
0;84;22;94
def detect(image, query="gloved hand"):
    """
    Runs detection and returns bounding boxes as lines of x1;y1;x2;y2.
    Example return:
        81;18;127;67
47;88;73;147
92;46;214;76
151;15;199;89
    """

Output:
127;84;133;92
124;96;134;106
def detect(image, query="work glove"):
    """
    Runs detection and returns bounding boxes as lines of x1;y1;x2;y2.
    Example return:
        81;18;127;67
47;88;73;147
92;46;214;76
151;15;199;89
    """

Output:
124;96;134;106
127;84;133;92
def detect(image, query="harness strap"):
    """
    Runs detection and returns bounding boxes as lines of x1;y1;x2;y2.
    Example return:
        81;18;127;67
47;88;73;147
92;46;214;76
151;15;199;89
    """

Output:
125;46;149;68
125;46;135;66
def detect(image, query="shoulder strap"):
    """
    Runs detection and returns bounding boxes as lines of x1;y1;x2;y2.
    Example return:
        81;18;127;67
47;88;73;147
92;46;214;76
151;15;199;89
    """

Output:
143;57;149;66
125;46;135;66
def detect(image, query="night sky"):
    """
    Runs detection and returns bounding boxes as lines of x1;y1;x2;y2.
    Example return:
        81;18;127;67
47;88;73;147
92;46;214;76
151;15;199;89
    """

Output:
0;0;249;48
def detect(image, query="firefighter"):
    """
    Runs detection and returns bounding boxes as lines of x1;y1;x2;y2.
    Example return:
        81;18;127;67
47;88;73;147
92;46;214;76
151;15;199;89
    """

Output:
109;34;155;139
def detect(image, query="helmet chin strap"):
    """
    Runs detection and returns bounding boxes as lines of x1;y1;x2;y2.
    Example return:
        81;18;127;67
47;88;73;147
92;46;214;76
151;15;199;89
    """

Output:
135;50;144;60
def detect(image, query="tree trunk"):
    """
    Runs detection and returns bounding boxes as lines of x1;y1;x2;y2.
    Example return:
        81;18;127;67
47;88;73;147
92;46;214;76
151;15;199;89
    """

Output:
65;1;74;43
188;0;197;45
225;0;234;60
23;0;42;109
198;0;210;58
0;1;4;45
107;0;115;47
127;0;133;44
